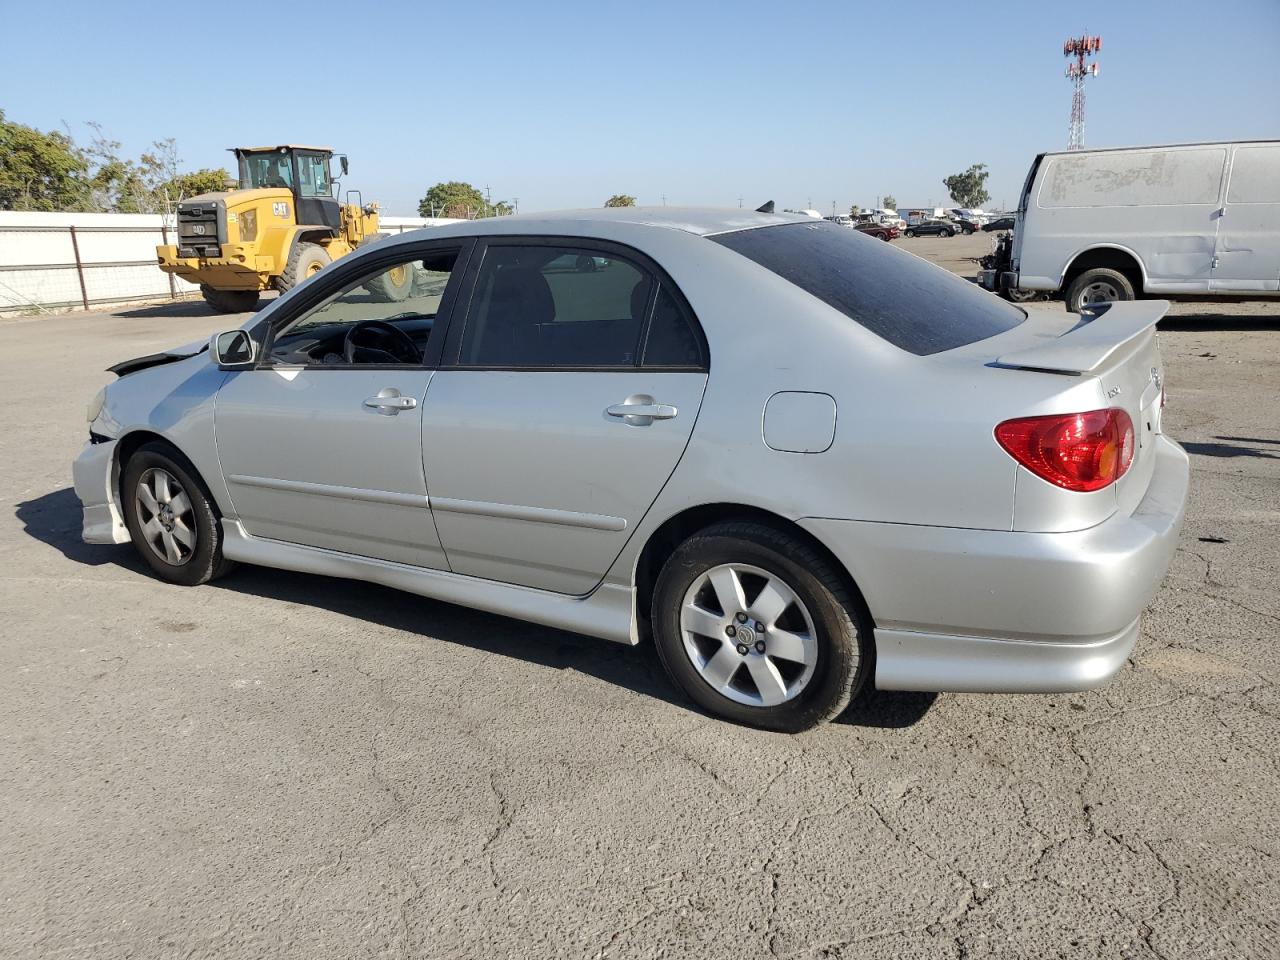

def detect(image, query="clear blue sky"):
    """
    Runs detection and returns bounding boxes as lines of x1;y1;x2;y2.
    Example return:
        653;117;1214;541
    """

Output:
4;0;1278;214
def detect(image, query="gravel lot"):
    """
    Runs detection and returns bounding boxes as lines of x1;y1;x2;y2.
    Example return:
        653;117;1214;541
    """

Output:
2;239;1278;959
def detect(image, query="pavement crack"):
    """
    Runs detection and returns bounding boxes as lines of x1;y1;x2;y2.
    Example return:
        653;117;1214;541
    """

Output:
481;770;514;891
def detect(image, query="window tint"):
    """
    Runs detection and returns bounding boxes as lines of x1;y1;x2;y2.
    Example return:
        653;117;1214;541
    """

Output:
459;245;653;367
642;284;704;367
711;221;1024;356
268;250;457;366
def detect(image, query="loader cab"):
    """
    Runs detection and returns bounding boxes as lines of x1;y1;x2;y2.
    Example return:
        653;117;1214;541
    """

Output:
233;145;344;233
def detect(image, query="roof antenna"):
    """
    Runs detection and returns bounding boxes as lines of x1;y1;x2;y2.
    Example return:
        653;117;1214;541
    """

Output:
755;200;775;214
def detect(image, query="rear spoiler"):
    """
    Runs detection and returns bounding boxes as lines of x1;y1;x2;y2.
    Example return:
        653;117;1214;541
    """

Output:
996;300;1169;374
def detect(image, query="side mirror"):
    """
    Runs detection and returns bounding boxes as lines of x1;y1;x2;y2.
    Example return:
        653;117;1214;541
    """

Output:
211;329;256;368
339;155;349;176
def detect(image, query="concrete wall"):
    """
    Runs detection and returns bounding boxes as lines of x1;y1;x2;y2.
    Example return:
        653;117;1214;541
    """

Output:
0;211;463;315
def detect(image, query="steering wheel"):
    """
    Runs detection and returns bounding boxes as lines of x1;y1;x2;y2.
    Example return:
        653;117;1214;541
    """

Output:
343;319;421;365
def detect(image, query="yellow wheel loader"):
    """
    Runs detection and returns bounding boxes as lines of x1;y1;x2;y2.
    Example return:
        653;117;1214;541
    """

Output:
156;145;406;313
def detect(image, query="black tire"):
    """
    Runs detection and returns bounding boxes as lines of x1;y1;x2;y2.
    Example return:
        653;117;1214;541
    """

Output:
200;285;259;314
944;228;955;237
276;241;332;294
366;262;416;302
904;229;915;238
120;442;233;587
1065;267;1135;313
651;522;870;732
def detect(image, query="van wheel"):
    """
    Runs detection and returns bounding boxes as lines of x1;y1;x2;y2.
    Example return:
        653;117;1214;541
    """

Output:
1066;268;1135;313
651;522;869;732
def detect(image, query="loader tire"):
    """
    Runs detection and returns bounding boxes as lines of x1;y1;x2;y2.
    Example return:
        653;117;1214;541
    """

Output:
276;242;331;294
365;261;416;302
200;286;259;314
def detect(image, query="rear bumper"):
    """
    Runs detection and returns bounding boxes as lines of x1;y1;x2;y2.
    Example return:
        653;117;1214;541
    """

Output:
800;435;1190;693
156;244;270;290
72;438;130;545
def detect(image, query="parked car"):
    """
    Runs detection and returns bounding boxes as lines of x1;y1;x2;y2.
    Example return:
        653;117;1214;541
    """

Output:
854;222;899;241
956;218;981;235
982;140;1280;312
903;219;957;238
76;209;1188;732
983;216;1016;233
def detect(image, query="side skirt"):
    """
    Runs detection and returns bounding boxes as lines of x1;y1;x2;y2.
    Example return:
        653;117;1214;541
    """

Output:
219;520;638;645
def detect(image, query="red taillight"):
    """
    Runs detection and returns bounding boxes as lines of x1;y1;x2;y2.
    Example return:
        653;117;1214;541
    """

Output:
995;409;1135;492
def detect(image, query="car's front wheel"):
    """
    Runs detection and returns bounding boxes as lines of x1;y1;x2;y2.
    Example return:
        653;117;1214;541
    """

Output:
651;522;868;732
121;442;233;586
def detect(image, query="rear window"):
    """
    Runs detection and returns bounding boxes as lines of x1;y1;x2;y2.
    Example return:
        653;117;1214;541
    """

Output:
710;221;1024;355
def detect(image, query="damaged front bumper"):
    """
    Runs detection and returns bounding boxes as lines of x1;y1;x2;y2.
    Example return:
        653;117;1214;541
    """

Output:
72;437;130;545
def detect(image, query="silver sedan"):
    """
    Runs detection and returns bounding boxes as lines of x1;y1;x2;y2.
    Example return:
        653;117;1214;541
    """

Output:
74;209;1189;731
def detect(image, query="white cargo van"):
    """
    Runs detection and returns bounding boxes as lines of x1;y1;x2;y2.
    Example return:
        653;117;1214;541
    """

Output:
985;141;1280;311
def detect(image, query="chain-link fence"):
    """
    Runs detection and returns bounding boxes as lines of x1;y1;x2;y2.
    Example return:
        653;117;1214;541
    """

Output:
0;213;456;316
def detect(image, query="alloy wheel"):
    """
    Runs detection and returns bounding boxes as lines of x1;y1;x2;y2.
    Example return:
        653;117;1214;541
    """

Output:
135;467;196;565
679;563;818;707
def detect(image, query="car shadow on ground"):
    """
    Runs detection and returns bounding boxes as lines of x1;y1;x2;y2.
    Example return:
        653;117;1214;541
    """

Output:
16;487;939;730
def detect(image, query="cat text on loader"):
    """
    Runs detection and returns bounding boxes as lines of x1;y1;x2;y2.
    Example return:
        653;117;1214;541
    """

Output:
156;145;409;313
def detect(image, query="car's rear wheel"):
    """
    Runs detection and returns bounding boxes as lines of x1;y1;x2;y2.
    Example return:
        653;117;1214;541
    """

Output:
904;229;915;238
651;522;868;732
1065;267;1135;313
121;443;233;586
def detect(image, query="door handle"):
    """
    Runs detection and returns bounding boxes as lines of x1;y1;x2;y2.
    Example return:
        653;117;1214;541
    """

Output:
363;388;417;415
606;394;678;426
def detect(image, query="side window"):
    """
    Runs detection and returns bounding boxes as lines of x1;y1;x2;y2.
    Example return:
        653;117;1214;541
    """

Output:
268;249;458;366
458;245;653;368
297;155;331;199
642;284;705;368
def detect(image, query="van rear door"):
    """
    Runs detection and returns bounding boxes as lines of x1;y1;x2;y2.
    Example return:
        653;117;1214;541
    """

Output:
1212;143;1280;293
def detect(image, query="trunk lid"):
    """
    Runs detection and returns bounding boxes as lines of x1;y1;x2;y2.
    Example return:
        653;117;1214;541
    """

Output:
940;300;1168;529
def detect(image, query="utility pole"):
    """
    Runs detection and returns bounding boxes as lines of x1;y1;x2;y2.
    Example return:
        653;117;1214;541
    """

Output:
738;196;743;208
661;194;666;206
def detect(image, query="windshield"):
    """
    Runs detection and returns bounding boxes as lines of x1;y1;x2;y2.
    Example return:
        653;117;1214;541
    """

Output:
240;152;294;190
710;221;1025;356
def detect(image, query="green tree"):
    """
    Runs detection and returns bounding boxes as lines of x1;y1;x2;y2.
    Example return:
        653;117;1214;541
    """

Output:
604;194;636;207
882;194;897;211
418;181;488;218
942;164;990;209
159;168;233;202
0;109;90;211
848;204;861;217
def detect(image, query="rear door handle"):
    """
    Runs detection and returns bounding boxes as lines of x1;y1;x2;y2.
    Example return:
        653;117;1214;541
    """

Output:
606;394;678;426
363;388;417;415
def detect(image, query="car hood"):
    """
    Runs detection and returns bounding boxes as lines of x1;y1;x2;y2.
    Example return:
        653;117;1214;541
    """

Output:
107;338;209;378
